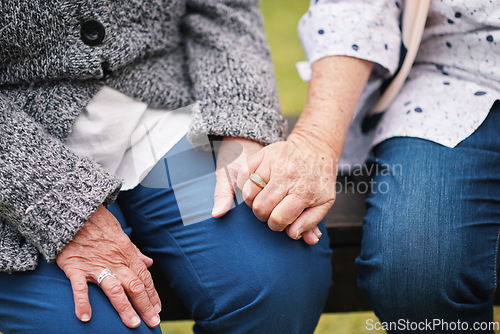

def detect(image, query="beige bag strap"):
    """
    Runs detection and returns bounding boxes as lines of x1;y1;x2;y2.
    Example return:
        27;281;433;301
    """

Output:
369;0;431;115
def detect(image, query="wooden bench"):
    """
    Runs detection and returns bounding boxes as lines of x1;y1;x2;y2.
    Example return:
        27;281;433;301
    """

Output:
150;116;499;321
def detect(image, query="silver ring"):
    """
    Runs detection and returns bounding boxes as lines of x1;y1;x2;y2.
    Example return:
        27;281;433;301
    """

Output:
249;173;267;188
97;268;117;287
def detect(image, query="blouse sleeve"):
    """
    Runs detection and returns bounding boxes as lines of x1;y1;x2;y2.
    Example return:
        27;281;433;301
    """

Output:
298;0;403;77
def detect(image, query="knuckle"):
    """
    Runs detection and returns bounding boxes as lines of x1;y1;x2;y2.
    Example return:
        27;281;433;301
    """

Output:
268;215;288;231
127;278;146;295
252;202;267;219
75;299;89;310
300;184;315;198
124;242;137;253
139;303;155;314
137;268;153;285
72;280;88;293
108;283;125;297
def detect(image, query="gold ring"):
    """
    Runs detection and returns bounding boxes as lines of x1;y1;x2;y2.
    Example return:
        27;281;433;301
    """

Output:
249;173;266;188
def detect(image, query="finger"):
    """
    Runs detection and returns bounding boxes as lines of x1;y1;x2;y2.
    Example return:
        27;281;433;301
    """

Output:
132;261;162;314
99;274;142;328
236;149;265;190
133;244;153;268
241;179;260;208
241;165;271;209
116;267;161;328
213;165;236;217
130;246;160;312
251;181;287;222
287;205;331;244
302;230;320;245
268;195;308;232
312;225;323;239
68;273;92;322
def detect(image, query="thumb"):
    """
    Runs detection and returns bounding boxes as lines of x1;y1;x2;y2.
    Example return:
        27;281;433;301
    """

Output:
213;165;236;217
133;244;153;267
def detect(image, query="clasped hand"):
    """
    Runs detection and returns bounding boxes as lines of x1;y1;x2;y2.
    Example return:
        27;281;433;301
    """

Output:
213;136;336;245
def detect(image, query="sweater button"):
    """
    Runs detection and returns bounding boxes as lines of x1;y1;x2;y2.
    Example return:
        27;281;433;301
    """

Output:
81;19;105;46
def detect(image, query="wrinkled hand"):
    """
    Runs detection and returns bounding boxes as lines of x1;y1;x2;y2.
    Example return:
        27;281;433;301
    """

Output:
56;205;161;328
213;137;336;245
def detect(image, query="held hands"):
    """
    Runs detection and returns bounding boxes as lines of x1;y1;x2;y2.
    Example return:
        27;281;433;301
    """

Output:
56;205;161;328
212;57;373;245
213;136;336;245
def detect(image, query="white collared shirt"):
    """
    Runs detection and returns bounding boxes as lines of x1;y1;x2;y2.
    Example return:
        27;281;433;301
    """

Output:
65;86;193;190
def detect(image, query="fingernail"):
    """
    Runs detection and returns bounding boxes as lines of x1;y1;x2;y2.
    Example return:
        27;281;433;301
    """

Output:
314;229;323;238
154;303;161;313
131;316;141;327
312;236;319;243
151;315;161;326
295;230;303;240
81;314;91;322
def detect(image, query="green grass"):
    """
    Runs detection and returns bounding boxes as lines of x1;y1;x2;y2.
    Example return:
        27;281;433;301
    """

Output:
160;309;500;333
260;0;310;116
158;312;383;333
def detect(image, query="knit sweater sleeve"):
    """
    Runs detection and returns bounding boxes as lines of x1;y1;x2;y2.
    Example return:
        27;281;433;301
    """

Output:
183;0;286;146
0;97;122;263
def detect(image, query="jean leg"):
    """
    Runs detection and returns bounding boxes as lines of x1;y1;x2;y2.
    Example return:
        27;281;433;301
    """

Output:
117;137;333;334
0;254;161;334
356;104;500;333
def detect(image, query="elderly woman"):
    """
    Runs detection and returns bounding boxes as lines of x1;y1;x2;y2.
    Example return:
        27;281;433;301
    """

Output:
217;0;499;333
0;1;332;333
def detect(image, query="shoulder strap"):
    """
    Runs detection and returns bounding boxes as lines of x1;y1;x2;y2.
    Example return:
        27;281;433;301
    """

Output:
369;0;431;115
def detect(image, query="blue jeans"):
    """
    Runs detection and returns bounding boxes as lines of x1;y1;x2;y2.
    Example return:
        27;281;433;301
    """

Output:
0;136;332;334
356;101;500;333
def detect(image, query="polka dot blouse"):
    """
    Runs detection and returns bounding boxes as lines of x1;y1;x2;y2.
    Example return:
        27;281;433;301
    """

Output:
298;0;500;152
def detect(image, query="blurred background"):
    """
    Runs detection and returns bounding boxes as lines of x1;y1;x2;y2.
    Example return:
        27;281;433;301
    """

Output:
160;1;500;333
260;0;309;116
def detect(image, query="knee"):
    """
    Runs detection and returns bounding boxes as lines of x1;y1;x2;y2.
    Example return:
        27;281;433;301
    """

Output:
356;224;494;322
261;256;332;312
221;256;331;316
356;243;442;310
202;244;332;333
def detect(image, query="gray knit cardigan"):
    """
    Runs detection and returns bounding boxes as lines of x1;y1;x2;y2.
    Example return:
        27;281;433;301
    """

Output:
0;0;285;272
